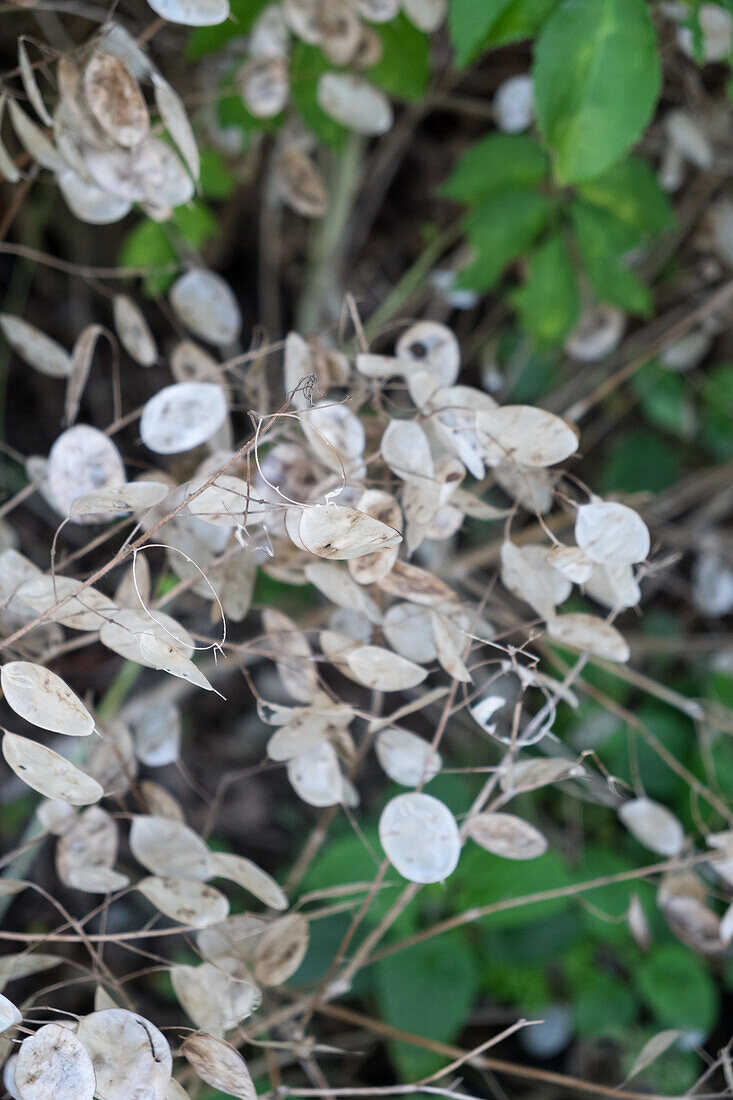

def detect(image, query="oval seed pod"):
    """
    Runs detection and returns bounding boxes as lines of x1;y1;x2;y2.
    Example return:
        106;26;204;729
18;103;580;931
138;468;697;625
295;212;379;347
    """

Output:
0;315;72;378
262;607;319;702
182;1033;256;1100
493;73;534;133
575;500;650;565
58;169;132;225
275;147;328;217
348;489;402;585
254;913;309;985
547;612;630;663
402;0;446;31
84;52;149;147
382;602;437;663
564;304;625;362
1;661;94;736
239;57;289;118
467;812;548;860
170;270;241;346
152;73;199;181
500;542;571;619
15;1024;95;1100
375;727;441;787
300;401;366;472
47;425;126;523
477;406;578;468
208;851;288;910
140;381;228;454
316;73;393;135
287;741;345;806
146;0;230;24
77;1009;172;1100
138;876;229;927
70;481;169;519
289;503;402;560
396;321;460;388
129;814;211;880
381;419;434;482
345;645;428;691
113;295;157;366
172;964;260;1035
0;992;21;1032
56;806;126;893
379;792;460;883
2;732;103;805
619;797;685;857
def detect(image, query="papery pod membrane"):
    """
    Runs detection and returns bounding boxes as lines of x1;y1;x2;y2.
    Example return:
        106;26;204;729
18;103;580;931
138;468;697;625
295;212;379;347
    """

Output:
347;489;402;585
170;270;241;346
305;561;381;622
381;418;434;482
547;612;630;663
345;644;428;691
467;812;548;860
129;698;181;766
113;295;158;366
0;992;21;1032
275;147;328;217
477;406;578;468
564;304;625;362
382;602;438;664
0;952;62;990
100;608;195;666
65;325;106;426
56;805;122;893
77;1008;172;1100
14;1023;95;1100
494;73;534;133
300;401;366;473
239;57;289;118
288;502;402;560
253;913;309;985
547;545;593;584
8;99;66;171
0;315;71;378
0;97;21;182
84;51;149;147
138;876;230;926
575;500;650;565
379;791;460;883
70;481;169;519
287;741;345;806
182;1033;256;1100
402;0;446;31
208;851;288;909
2;732;103;805
58;170;132;223
262;607;319;702
375;727;441;787
1;660;94;735
618;797;685;856
47;424;126;522
147;0;229;24
137;634;214;691
129;814;211;879
139;779;186;822
396;320;460;388
153;73;199;180
141;381;228;454
172;962;259;1035
316;73;393;134
500;542;571;619
377;559;459;608
17;574;119;631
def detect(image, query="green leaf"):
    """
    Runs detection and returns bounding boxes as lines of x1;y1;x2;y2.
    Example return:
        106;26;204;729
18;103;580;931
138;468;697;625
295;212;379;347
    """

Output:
368;14;430;101
510;231;580;346
458;189;552;291
570;199;652;316
482;0;563;46
631;362;695;439
636;945;718;1033
600;429;683;494
456;848;572;929
577;157;675;237
571;970;638;1037
533;0;661;183
185;0;268;59
375;933;480;1079
289;42;349;149
199;149;236;200
118;220;177;297
699;363;733;459
171;201;219;249
439;134;549;205
448;0;515;66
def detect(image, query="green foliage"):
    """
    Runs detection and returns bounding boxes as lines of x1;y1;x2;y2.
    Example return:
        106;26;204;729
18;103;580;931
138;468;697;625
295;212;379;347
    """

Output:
533;0;661;183
569;200;651;316
199;149;237;199
119;202;219;295
576;158;675;237
440;134;549;205
290;42;350;149
636;945;718;1032
449;0;560;65
368;15;430;101
375;934;481;1079
457;189;552;291
510;231;579;347
600;429;684;493
185;0;268;59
